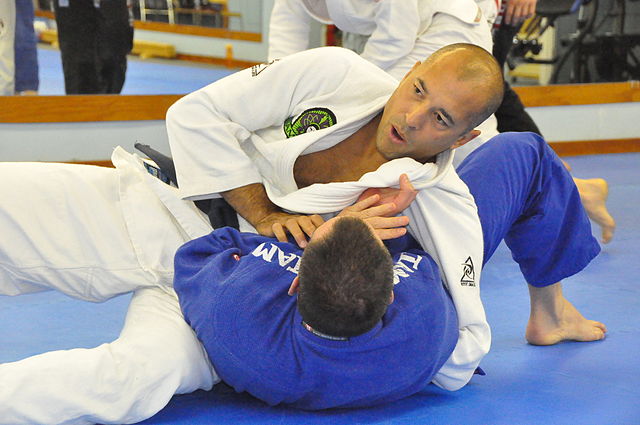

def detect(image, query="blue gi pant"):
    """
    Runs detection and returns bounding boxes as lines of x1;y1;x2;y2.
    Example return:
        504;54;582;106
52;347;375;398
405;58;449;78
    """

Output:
14;0;39;93
457;132;600;287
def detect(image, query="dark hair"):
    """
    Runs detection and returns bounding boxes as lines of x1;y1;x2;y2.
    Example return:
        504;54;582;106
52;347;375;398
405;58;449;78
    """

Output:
297;217;394;337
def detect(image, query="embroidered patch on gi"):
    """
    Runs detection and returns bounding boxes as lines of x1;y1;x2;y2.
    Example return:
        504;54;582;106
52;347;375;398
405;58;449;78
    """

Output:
460;256;476;287
283;107;337;138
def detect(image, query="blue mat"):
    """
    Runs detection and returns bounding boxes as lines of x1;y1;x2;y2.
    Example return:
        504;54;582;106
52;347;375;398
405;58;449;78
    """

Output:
1;152;638;424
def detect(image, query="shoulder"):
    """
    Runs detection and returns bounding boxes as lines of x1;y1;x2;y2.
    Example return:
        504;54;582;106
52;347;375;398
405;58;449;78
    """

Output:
277;47;384;75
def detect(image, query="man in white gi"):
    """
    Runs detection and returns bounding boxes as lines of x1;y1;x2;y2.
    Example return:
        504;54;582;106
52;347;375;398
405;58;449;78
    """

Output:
0;44;606;424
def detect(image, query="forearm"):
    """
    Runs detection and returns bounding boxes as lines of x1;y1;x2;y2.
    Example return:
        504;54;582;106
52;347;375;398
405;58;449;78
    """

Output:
221;183;282;229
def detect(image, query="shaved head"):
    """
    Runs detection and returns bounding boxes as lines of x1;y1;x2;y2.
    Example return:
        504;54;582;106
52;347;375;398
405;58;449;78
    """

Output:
425;43;504;131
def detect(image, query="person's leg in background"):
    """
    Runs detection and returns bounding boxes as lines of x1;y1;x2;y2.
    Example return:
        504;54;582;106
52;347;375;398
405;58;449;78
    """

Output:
492;20;616;243
14;0;39;95
97;0;133;93
53;0;101;94
0;0;15;95
492;22;542;134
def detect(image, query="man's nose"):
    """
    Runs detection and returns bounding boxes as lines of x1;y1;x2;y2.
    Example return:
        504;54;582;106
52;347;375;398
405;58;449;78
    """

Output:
405;107;426;129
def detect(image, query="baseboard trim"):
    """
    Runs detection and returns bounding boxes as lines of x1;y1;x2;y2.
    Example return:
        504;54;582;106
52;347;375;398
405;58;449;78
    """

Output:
549;138;640;156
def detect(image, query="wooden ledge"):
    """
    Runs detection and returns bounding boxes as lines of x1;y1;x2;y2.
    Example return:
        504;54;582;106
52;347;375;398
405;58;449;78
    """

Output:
513;81;640;107
0;95;183;123
1;82;637;124
549;138;640;156
133;20;261;41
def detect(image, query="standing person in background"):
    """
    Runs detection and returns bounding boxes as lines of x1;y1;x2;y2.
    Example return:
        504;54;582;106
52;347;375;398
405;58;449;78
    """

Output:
268;0;493;81
492;0;541;134
0;0;15;95
490;0;615;243
53;0;133;94
14;0;39;95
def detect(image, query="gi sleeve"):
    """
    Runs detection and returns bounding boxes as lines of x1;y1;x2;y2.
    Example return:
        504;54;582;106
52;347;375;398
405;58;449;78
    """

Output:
165;47;359;201
267;0;314;61
392;159;491;391
360;0;421;70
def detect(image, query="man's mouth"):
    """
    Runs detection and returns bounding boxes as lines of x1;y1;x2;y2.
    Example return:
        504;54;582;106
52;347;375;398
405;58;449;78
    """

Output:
390;125;407;145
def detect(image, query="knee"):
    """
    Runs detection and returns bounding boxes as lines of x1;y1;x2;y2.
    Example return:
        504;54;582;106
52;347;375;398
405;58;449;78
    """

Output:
487;132;555;165
491;131;546;151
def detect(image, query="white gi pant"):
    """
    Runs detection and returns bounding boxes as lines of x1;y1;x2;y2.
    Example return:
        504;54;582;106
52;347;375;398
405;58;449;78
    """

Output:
0;155;219;424
0;0;15;95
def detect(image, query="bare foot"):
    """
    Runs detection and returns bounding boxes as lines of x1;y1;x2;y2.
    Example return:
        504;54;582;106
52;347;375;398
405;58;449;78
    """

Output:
526;294;607;346
574;177;616;244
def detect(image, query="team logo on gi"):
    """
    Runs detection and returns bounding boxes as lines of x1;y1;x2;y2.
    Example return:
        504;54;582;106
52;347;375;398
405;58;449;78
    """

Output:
460;256;476;287
284;107;337;138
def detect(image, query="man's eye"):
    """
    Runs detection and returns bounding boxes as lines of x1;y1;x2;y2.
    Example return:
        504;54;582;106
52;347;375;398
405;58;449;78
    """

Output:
435;114;448;126
414;86;422;95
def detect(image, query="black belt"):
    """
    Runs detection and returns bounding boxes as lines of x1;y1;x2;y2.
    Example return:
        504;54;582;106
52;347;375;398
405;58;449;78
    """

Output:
134;143;239;230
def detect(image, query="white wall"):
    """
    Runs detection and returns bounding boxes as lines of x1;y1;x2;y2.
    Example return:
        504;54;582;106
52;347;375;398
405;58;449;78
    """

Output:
0;120;169;162
528;102;640;142
133;0;326;63
133;0;275;63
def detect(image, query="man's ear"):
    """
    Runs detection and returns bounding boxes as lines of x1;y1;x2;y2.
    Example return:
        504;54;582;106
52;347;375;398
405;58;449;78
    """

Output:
389;290;395;305
452;129;481;149
288;276;300;296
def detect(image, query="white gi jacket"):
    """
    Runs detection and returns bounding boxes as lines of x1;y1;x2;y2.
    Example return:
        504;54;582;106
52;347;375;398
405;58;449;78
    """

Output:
268;0;494;72
268;0;500;154
165;47;490;391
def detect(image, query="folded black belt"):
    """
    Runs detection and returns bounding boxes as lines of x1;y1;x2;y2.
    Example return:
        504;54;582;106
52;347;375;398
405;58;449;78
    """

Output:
134;143;239;230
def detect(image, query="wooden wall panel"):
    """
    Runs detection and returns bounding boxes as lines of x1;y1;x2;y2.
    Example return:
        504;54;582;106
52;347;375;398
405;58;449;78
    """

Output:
513;81;640;107
2;83;638;156
3;82;638;124
549;138;640;156
0;95;182;123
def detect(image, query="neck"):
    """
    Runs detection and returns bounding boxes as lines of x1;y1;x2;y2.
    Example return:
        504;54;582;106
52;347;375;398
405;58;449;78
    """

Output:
344;112;386;165
302;321;349;341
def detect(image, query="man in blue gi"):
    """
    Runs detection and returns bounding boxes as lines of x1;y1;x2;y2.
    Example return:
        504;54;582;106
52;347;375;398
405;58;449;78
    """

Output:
173;130;607;409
